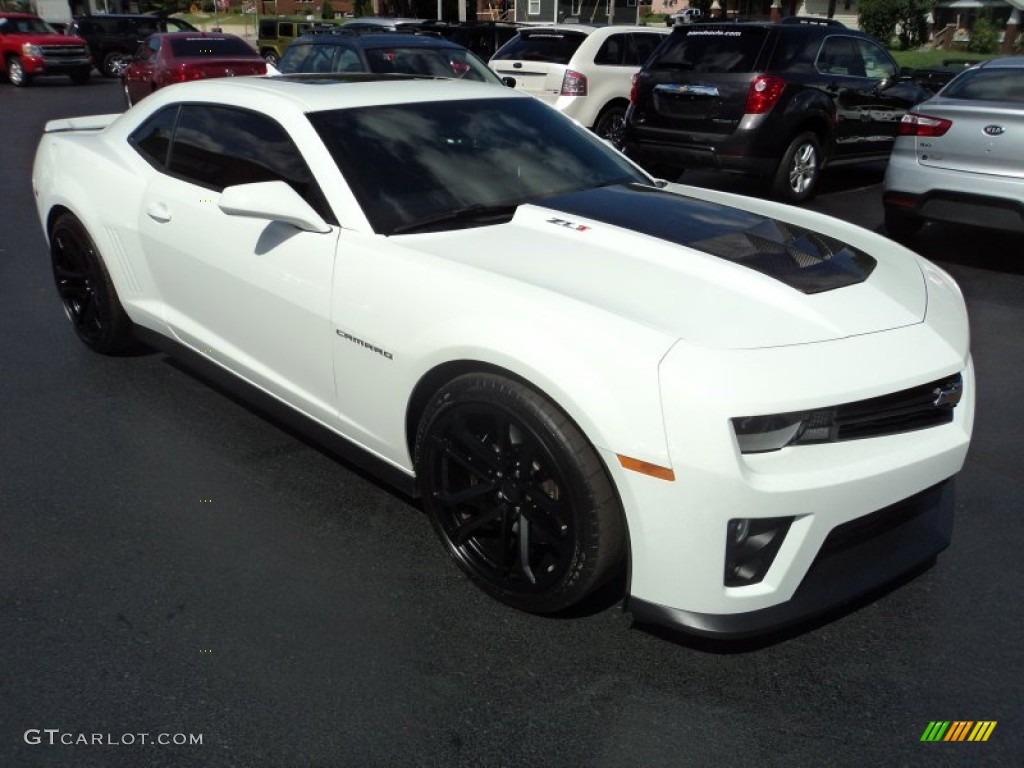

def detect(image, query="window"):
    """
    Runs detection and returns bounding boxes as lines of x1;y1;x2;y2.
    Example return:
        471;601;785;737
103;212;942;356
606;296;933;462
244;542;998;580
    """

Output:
129;106;179;169
632;33;664;67
528;0;541;15
816;37;864;78
130;105;335;223
855;39;896;81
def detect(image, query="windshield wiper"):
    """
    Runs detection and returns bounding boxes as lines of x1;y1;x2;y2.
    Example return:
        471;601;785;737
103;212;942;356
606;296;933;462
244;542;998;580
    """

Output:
388;204;519;235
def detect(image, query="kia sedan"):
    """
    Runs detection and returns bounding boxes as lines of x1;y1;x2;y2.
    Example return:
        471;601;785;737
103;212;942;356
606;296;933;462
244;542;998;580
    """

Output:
884;57;1024;239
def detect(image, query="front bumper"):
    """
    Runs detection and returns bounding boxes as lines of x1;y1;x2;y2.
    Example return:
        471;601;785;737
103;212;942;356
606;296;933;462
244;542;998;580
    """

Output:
609;310;973;638
630;480;954;638
23;54;92;76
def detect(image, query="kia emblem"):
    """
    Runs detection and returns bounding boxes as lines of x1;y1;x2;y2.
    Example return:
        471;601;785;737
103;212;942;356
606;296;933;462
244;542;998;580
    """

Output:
983;125;1004;136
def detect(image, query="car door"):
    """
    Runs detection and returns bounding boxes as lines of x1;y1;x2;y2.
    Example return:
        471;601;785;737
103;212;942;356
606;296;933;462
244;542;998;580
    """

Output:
816;35;909;159
135;104;340;423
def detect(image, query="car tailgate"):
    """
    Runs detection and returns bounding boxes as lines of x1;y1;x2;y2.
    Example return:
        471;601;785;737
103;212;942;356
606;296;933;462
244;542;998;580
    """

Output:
637;71;755;135
489;29;587;102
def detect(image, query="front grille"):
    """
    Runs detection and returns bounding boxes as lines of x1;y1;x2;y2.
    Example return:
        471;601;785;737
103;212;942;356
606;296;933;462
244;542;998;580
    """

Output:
41;45;88;60
833;373;961;441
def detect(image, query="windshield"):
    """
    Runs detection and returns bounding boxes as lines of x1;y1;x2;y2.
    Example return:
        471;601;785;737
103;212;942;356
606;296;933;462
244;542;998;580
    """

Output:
491;30;587;63
169;36;258;58
941;67;1024;103
308;97;649;235
0;16;56;35
650;27;768;73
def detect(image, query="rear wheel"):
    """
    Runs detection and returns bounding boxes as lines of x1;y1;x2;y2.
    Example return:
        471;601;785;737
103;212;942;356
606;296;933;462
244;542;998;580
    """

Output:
261;49;279;67
884;208;924;241
50;213;135;354
593;103;627;147
772;132;821;203
415;373;625;614
7;55;30;87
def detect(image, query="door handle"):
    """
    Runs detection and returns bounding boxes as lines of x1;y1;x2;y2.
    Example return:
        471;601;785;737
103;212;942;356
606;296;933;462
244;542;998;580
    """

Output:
146;202;171;223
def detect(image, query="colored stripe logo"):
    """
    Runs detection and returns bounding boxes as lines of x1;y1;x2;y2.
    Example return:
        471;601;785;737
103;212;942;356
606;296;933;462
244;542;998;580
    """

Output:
921;721;997;742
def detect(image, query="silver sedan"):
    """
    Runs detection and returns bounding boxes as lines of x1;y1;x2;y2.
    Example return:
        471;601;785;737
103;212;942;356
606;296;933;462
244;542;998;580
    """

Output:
883;56;1024;240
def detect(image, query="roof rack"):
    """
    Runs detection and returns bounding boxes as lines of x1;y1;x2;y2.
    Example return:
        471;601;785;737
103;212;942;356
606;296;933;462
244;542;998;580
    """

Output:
779;16;847;27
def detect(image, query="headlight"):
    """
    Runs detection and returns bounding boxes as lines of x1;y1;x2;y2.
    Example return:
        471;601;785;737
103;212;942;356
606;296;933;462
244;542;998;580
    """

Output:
22;43;43;57
732;374;963;454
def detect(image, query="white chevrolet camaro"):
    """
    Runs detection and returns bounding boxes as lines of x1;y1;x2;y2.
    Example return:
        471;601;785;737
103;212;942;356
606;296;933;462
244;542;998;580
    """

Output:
33;75;974;638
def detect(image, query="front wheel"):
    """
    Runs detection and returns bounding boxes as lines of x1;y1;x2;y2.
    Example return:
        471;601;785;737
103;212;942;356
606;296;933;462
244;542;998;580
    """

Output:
593;103;627;147
262;50;279;67
50;213;135;354
102;51;129;78
415;374;625;614
772;132;821;203
7;55;31;87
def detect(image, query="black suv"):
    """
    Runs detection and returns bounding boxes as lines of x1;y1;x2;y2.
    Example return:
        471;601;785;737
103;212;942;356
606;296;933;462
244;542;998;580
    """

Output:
623;18;929;201
69;14;197;77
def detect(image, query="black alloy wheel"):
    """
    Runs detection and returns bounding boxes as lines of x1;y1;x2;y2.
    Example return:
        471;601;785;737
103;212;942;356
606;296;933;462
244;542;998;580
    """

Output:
593;104;627;148
50;213;135;354
416;374;625;614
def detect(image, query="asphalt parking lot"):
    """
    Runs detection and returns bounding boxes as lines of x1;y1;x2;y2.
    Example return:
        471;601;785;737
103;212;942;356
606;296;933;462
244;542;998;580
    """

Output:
1;77;1021;767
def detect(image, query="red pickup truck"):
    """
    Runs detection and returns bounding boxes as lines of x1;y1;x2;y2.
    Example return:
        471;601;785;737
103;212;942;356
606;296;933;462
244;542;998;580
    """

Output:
1;12;92;86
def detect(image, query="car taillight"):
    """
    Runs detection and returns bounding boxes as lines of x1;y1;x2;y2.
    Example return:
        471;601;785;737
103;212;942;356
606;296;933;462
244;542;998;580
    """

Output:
168;65;205;84
898;113;952;137
629;73;638;105
745;75;786;115
560;69;587;97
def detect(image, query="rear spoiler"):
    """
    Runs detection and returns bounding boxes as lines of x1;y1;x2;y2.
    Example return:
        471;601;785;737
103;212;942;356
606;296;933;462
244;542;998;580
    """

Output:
43;114;122;134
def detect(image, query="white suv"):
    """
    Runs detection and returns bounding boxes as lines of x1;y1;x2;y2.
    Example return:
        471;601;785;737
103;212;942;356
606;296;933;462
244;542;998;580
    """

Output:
489;24;668;145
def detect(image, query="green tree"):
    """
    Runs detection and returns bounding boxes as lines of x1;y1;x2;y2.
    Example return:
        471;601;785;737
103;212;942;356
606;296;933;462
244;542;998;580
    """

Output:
859;0;930;50
967;15;999;54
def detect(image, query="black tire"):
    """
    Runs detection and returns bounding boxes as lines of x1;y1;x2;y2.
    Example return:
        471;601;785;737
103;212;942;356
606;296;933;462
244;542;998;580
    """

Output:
69;67;91;85
884;208;924;241
415;373;625;614
261;50;279;67
7;55;31;87
101;51;128;78
593;103;627;147
772;132;822;203
50;213;135;354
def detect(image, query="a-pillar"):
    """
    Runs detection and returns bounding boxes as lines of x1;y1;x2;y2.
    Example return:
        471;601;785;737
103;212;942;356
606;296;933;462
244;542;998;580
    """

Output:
1003;8;1020;54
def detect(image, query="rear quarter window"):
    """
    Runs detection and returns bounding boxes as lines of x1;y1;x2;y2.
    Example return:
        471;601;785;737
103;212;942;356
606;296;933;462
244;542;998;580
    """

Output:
650;27;768;73
491;31;587;63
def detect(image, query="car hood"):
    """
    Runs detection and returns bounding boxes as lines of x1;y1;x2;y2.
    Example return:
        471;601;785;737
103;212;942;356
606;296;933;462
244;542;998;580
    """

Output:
400;184;926;350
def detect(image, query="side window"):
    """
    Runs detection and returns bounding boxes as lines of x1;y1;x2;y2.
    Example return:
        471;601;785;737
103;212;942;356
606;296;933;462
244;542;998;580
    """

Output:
129;105;180;168
167;105;335;223
147;36;160;63
816;37;864;78
856;39;896;80
279;22;294;38
594;34;628;66
632;33;663;67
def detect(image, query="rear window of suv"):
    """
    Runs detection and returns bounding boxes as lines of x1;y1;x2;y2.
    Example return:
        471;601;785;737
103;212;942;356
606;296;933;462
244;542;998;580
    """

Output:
649;27;768;73
491;30;587;63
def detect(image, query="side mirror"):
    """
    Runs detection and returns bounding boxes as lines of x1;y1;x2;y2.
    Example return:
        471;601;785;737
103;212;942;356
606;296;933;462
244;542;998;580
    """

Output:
501;76;516;88
219;181;331;233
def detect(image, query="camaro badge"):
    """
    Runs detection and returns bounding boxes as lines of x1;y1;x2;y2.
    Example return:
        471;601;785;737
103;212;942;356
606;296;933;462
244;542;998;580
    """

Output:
933;379;963;407
336;329;393;360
